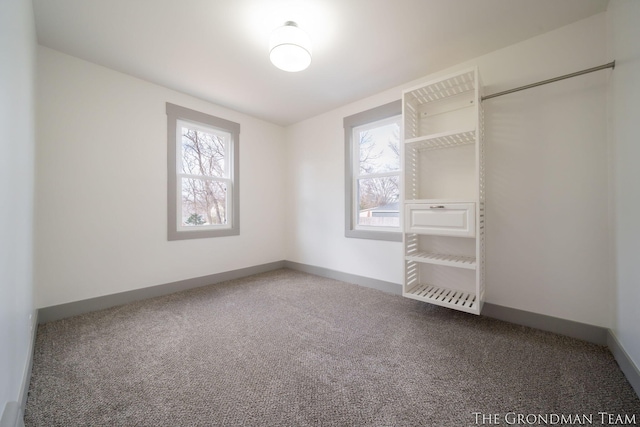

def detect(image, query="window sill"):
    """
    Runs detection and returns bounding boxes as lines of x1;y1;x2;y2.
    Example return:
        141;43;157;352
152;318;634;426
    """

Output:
345;229;402;242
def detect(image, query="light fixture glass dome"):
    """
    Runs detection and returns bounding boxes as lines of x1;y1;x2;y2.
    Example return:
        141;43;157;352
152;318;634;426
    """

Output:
269;21;312;72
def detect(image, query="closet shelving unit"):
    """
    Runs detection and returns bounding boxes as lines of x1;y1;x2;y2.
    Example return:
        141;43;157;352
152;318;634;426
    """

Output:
402;67;485;315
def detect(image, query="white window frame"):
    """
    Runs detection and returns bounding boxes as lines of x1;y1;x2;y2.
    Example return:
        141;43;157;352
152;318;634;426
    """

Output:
166;103;240;240
344;100;402;242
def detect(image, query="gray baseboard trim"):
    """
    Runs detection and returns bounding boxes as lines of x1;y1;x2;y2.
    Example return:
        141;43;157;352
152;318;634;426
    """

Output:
283;261;402;296
283;262;609;347
481;302;608;346
608;330;640;398
38;261;286;323
3;309;38;427
0;402;24;427
33;260;639;399
19;309;38;413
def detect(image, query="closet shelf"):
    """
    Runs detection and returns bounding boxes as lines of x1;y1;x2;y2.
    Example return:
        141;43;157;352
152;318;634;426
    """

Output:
405;252;476;270
405;70;476;104
402;66;484;315
404;283;478;314
404;129;476;151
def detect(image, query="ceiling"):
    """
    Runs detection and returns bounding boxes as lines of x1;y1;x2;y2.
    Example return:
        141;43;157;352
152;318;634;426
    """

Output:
33;0;609;126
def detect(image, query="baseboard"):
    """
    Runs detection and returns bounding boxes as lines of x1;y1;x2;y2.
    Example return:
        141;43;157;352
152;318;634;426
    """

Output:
19;309;37;411
1;308;37;427
38;261;286;323
38;261;611;347
481;303;608;346
608;330;640;398
283;262;608;346
38;260;403;323
283;261;402;296
287;262;636;394
0;402;24;427
34;260;639;399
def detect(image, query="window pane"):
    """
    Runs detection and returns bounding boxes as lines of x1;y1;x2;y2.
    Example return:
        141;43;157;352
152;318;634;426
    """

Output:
181;178;228;226
358;120;400;175
357;176;399;227
181;126;228;178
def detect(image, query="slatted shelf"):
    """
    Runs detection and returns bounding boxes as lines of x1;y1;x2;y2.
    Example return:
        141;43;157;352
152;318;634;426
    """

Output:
405;129;475;151
405;71;475;104
405;252;476;270
402;66;484;316
404;283;478;314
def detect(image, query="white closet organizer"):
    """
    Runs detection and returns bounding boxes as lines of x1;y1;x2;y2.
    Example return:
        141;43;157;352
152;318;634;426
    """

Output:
402;67;485;315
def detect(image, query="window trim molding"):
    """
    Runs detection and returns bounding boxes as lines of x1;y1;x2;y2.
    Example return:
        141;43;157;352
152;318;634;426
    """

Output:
166;103;240;240
343;100;402;242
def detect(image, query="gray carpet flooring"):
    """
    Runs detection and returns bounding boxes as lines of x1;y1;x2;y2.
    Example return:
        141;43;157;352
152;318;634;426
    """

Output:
25;269;640;426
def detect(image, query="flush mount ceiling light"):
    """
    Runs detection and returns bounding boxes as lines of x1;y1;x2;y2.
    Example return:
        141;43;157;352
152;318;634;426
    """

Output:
269;21;312;72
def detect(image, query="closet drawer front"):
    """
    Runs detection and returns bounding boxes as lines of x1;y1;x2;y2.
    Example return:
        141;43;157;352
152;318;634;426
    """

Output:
405;203;475;237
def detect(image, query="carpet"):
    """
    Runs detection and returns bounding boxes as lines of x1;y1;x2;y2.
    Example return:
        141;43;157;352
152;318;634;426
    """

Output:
25;269;640;426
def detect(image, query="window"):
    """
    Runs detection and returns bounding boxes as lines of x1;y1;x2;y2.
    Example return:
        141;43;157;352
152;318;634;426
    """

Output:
166;103;240;240
344;100;402;241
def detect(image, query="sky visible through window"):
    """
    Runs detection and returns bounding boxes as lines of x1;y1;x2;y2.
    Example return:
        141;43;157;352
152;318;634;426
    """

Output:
358;121;400;174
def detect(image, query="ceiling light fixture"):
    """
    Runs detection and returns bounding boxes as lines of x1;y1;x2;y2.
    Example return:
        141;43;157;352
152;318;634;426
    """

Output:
269;21;312;72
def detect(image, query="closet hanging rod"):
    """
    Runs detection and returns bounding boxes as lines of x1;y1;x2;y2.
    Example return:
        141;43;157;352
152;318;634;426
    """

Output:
481;61;615;101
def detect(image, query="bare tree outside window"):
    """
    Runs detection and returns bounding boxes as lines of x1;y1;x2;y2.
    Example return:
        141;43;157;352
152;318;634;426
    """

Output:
166;102;239;241
180;126;229;226
343;100;401;241
355;118;401;227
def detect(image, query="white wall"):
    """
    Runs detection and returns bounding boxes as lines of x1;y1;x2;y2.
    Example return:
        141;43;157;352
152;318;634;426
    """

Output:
0;0;36;413
35;47;287;308
31;3;628;335
607;0;640;374
478;13;610;327
286;13;611;327
285;95;405;285
18;1;640;403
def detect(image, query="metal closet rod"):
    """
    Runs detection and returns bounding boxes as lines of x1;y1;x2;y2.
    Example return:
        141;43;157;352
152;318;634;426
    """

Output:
481;61;616;101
